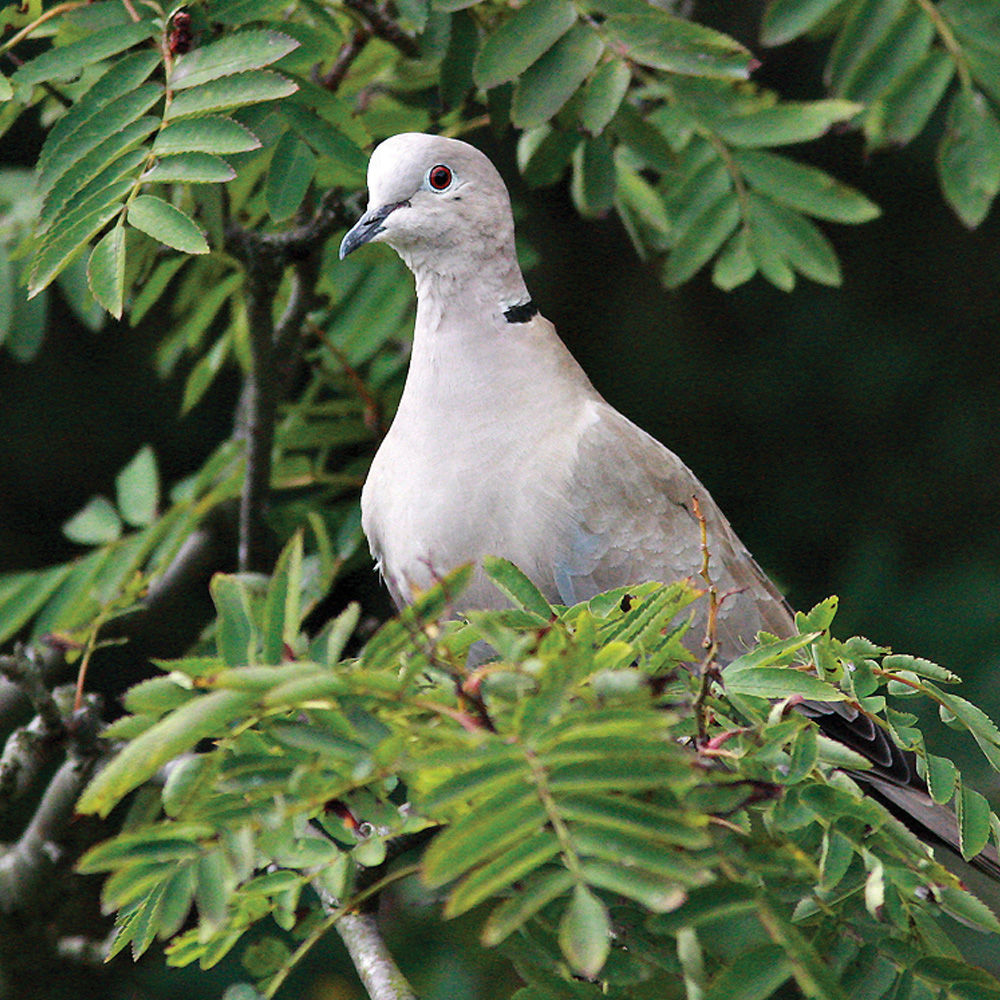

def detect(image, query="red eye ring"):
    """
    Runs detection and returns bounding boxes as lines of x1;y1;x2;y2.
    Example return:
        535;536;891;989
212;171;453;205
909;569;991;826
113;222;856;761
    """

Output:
428;164;453;190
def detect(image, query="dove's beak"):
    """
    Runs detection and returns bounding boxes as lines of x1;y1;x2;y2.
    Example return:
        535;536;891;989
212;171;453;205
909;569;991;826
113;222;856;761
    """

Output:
339;200;409;259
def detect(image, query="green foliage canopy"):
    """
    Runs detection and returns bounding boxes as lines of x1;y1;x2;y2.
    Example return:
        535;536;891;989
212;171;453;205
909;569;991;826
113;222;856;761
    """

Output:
3;0;1000;997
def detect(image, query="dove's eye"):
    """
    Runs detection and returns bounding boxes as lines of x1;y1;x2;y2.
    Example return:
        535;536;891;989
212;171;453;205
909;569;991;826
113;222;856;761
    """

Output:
427;164;453;190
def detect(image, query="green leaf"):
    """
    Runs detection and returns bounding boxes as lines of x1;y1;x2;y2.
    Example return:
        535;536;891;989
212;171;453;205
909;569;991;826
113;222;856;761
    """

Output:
937;88;1000;228
712;228;756;290
882;653;959;683
725;666;847;702
704;945;791;1000
715;99;863;148
664;191;739;287
473;0;577;90
262;532;304;663
145;153;237;183
63;495;123;544
736;149;880;223
38;54;160;190
116;445;159;527
571;133;616;216
558;794;709;848
211;574;256;668
746;194;842;286
782;724;819;784
166;71;298;119
481;869;575;945
819;828;855;890
726;632;819;672
836;6;933;104
933;688;1000;760
153;116;262;155
580;860;687;912
77;690;256;816
169;30;300;90
825;0;908;96
0;565;73;645
279;103;367;175
924;753;958;805
124;676;196;715
265;130;317;222
937;885;1000;934
957;784;992;860
517;125;581;188
440;9;478;110
87;222;126;319
423;792;549;887
11;21;157;86
128;196;210;254
444;829;562;917
601;13;752;79
38;83;162;204
0;74;11;100
78;825;214;871
579;58;630;136
511;21;603;129
866;49;954;149
483;556;553;619
558;886;610;979
760;0;845;46
182;332;230;414
38;117;157;233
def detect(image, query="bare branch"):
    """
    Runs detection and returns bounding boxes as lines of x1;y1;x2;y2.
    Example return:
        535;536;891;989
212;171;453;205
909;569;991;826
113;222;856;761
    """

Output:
0;694;104;914
0;647;66;736
226;189;356;572
322;26;372;91
336;913;420;1000
342;0;419;58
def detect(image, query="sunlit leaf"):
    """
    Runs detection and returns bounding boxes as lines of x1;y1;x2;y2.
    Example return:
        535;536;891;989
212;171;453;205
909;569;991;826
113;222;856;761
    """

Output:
128;196;210;254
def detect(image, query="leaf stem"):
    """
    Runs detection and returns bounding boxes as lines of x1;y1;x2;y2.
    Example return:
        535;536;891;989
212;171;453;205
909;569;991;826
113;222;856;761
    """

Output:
0;0;90;57
913;0;972;90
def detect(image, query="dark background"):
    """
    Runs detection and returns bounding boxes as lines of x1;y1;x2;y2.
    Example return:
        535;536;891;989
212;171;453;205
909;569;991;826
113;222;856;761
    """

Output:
3;1;1000;993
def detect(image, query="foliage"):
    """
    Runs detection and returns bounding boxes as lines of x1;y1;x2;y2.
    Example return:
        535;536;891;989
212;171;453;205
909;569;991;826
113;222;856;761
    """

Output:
4;0;1000;997
1;0;999;358
72;543;1000;999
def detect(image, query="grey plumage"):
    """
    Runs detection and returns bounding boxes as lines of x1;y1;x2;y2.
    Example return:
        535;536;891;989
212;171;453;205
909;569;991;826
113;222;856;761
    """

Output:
340;131;1000;879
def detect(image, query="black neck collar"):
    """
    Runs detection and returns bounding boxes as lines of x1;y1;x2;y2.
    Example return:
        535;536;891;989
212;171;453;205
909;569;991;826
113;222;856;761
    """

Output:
503;300;539;324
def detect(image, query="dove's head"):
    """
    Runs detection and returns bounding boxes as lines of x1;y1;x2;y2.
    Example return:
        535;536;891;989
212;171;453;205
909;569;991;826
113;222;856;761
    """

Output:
339;133;519;278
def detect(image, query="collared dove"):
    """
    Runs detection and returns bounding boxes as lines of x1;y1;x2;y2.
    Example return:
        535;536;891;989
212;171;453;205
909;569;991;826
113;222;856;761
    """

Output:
340;131;1000;878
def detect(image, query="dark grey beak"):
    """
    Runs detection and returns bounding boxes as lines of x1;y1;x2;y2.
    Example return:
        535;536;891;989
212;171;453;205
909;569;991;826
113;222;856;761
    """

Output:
339;200;408;259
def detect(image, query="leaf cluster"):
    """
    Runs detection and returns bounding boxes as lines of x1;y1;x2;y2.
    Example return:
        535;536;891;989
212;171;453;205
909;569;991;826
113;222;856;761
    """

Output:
3;0;999;353
75;544;1000;999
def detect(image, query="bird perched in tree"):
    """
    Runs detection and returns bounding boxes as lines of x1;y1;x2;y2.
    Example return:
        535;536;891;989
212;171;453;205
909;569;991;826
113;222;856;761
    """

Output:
339;131;999;878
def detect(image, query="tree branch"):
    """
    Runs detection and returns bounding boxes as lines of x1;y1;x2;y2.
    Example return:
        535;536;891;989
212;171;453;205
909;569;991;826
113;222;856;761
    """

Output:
342;0;419;58
322;25;372;91
226;188;355;572
0;693;103;914
336;913;420;1000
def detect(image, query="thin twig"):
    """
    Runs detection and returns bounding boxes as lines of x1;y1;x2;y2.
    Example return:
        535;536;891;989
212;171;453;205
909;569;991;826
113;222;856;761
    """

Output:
342;0;419;58
691;495;720;745
322;26;372;91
